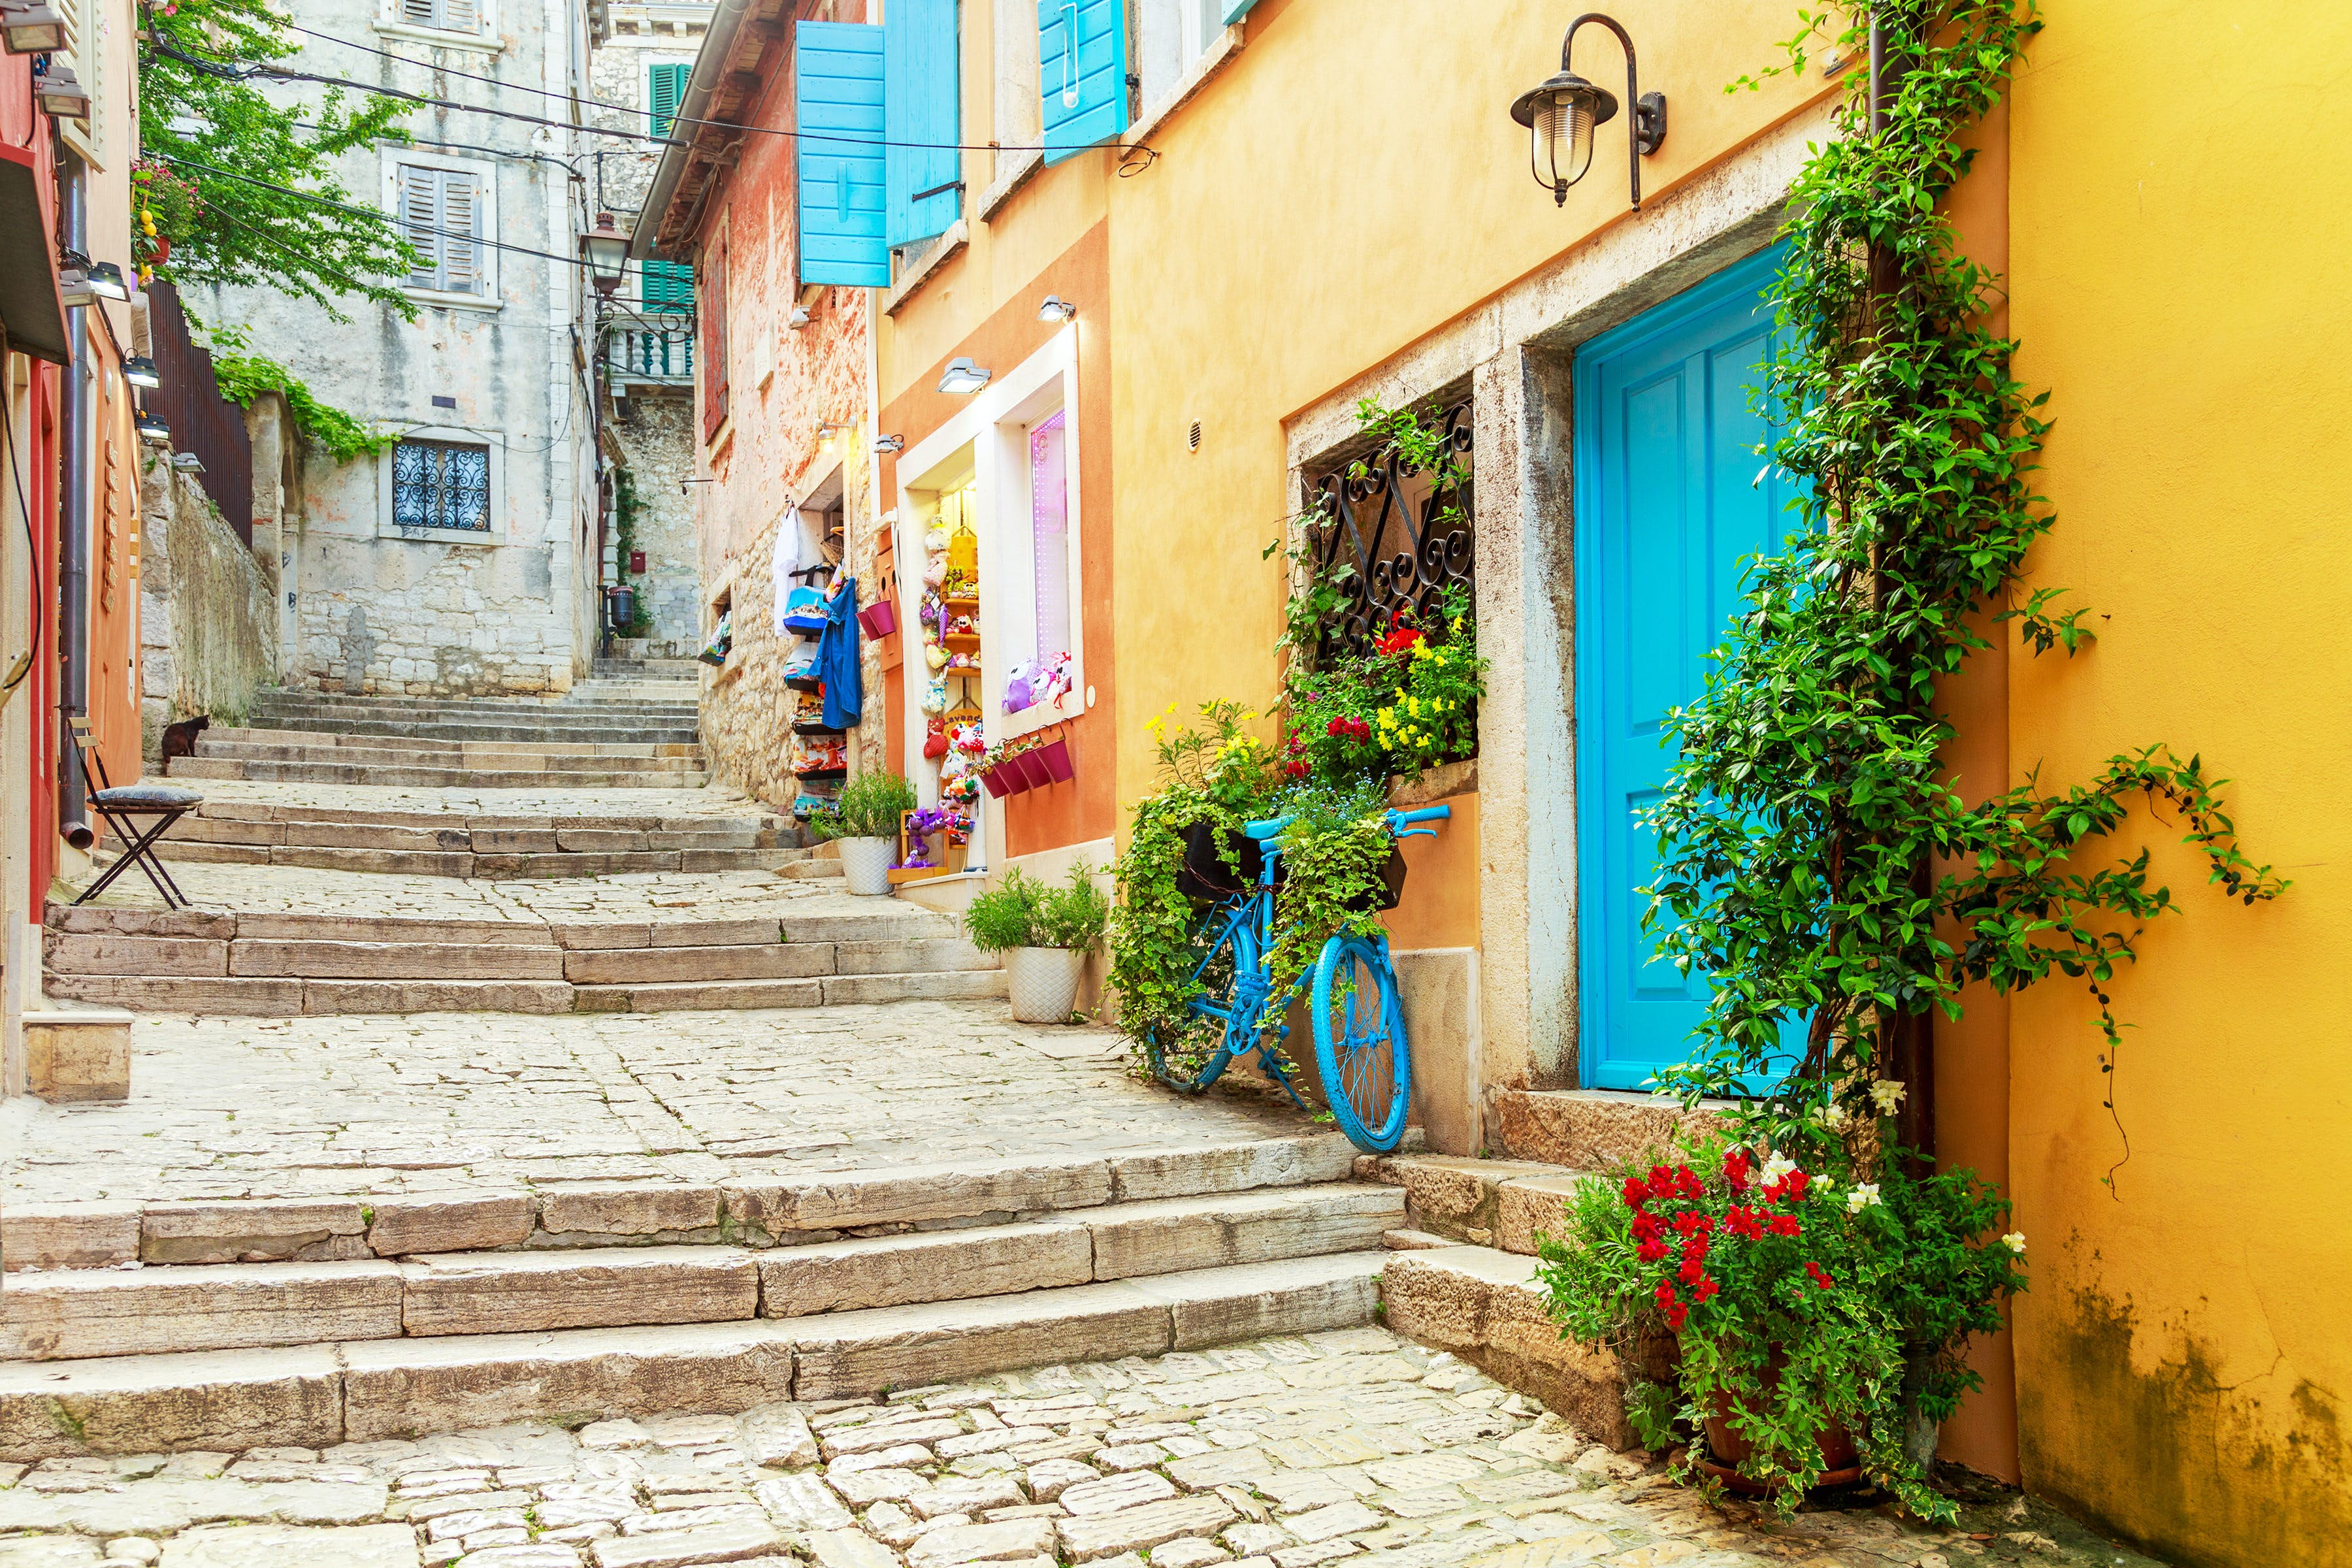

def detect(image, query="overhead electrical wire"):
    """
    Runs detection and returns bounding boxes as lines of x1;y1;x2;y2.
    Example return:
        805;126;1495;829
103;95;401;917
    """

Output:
196;22;1152;157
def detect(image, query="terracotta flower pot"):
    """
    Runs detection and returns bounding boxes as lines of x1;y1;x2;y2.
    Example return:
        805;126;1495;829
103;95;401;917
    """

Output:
1697;1373;1863;1496
1037;736;1074;781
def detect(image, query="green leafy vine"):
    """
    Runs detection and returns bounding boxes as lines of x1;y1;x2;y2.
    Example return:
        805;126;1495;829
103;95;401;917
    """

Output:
204;325;395;464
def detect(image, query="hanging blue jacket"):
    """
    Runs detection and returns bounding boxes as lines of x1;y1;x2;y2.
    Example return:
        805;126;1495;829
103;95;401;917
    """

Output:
817;575;863;730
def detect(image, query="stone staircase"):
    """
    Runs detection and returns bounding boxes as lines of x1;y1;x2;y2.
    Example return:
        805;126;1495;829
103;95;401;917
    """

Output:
0;1134;1398;1457
144;796;820;879
1365;1090;1724;1448
41;903;1002;1016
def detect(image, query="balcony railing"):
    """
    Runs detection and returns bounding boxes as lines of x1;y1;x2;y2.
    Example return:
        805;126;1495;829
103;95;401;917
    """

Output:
606;325;694;384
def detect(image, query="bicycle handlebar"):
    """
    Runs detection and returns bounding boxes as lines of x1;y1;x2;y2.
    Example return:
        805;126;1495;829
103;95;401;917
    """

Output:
1390;805;1452;826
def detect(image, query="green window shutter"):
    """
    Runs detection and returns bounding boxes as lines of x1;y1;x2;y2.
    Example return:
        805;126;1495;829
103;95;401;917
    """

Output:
642;259;694;312
649;62;689;139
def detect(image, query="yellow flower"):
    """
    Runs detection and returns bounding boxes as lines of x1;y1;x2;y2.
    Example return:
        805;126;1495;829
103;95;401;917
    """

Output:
1450;615;1465;633
1378;707;1396;729
1407;697;1422;718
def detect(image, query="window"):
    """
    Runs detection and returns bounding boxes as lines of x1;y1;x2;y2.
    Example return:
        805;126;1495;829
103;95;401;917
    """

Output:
392;440;491;532
1135;0;1226;110
399;0;480;32
1024;411;1072;682
395;165;485;295
647;61;689;139
642;259;694;312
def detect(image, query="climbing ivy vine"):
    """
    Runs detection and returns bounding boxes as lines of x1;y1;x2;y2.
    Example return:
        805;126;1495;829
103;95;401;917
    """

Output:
1647;0;2285;1183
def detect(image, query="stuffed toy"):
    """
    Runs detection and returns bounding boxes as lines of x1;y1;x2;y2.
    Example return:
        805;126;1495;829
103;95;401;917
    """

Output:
923;555;947;587
1004;661;1038;715
926;525;949;553
923;717;949;760
923;676;947;714
924;643;948;672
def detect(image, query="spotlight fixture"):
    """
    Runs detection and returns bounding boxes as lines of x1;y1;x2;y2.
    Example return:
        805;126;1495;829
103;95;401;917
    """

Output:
135;410;171;445
816;420;851;451
787;306;812;330
123;355;161;389
872;434;905;455
1037;295;1077;323
937;357;991;395
0;1;67;54
171;452;204;473
83;261;129;301
35;61;88;121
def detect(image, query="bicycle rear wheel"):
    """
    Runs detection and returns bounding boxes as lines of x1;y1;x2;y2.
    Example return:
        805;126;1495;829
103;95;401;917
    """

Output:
1147;904;1251;1093
1308;934;1412;1151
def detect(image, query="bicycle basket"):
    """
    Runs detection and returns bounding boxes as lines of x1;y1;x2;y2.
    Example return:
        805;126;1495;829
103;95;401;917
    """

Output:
1176;821;1270;902
1338;846;1409;914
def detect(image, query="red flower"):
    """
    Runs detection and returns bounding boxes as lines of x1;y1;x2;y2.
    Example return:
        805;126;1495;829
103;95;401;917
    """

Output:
1637;1239;1668;1263
1664;1301;1689;1331
1655;1281;1680;1311
1725;1205;1764;1241
1672;1211;1714;1239
1284;760;1311;779
1805;1261;1835;1290
1376;625;1426;657
1678;1255;1708;1286
1629;1212;1664;1241
1693;1277;1720;1303
1722;1151;1753;1192
1621;1175;1650;1210
1778;1169;1811;1203
1767;1214;1803;1239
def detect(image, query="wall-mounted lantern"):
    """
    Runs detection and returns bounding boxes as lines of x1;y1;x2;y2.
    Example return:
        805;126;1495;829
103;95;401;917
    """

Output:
1510;12;1666;210
579;212;630;297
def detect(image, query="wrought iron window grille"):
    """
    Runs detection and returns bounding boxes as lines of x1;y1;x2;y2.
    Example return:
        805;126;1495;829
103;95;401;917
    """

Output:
393;438;492;532
1304;396;1475;664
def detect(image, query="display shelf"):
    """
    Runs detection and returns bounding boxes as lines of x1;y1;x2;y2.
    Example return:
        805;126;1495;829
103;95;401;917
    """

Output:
942;632;981;651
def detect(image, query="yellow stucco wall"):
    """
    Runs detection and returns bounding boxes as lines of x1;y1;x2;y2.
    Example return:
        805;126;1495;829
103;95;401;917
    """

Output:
2006;4;2352;1563
1100;0;1823;815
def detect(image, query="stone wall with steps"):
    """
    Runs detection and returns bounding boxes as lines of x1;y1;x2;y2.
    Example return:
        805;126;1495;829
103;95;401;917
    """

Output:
41;906;998;1017
0;1136;1393;1456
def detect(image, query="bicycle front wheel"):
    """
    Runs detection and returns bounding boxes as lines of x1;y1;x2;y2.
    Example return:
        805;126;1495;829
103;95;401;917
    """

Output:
1309;934;1411;1152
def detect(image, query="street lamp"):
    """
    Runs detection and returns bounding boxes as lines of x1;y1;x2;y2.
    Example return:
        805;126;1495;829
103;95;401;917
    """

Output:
1510;12;1666;210
579;211;630;297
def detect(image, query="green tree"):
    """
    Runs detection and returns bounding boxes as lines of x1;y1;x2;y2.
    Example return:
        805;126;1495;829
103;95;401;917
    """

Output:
139;0;422;319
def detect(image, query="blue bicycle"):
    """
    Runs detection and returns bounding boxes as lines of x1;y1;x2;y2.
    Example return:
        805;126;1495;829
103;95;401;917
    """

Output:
1147;804;1451;1152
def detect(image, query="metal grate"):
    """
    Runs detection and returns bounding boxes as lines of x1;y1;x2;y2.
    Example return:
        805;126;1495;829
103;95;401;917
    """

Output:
1304;395;1474;661
392;438;491;532
143;282;255;546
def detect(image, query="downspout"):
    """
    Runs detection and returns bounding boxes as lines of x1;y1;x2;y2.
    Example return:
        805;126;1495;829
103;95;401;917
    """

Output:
54;150;91;850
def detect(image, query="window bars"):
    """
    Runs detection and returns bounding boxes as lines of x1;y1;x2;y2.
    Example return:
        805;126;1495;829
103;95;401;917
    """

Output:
1305;396;1475;661
393;439;491;531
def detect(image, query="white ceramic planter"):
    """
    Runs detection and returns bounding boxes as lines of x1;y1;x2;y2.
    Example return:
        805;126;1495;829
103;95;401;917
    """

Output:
836;836;896;897
1004;945;1086;1024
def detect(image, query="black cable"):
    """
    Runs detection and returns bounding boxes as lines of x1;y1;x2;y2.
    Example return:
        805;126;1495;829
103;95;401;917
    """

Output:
291;118;583;175
199;24;1153;158
161;154;608;270
2;391;42;694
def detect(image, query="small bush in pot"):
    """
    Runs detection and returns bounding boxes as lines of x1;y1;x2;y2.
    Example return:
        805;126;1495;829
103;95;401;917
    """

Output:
811;771;915;896
965;863;1107;1022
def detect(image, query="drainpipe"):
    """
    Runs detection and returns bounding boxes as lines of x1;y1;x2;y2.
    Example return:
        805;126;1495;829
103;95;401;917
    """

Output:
55;150;91;849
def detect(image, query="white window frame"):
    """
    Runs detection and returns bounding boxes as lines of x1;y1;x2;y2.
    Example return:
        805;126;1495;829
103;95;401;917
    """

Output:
382;151;501;310
378;424;508;544
892;328;1088;824
374;0;502;53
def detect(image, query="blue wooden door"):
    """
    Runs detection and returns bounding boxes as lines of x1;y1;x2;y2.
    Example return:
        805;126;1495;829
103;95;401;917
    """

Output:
1574;247;1795;1092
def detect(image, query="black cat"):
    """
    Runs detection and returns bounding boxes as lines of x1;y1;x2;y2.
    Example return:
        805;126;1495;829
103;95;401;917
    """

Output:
160;714;210;760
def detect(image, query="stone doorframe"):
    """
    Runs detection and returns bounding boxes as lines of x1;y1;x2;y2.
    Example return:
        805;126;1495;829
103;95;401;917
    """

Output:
1282;104;1833;1150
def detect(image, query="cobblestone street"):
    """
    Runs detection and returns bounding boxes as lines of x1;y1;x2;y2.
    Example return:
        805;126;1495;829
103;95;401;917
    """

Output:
1;1001;1299;1207
0;1330;2149;1568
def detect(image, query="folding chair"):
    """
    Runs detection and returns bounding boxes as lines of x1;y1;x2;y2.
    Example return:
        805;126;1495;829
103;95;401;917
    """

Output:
67;718;204;911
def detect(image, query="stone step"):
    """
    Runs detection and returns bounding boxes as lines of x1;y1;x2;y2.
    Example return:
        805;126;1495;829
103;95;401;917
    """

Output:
1492;1088;1730;1171
129;841;808;879
208;727;705;761
1356;1154;1593;1255
0;1186;1403;1363
41;965;1003;1016
1;1133;1362;1272
252;695;703;721
255;691;700;715
194;737;707;772
165;813;776;852
233;714;704;745
593;657;701;678
48;905;923;950
1378;1242;1636;1451
165;758;711;789
0;1252;1384;1457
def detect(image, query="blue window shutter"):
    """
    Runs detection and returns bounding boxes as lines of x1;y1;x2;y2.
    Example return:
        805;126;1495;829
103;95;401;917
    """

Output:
647;62;688;139
796;20;890;287
885;0;960;248
1037;0;1128;166
1220;0;1262;22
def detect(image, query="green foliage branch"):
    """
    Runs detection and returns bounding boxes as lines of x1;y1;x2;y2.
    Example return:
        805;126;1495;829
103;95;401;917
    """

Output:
610;469;655;636
1646;0;2284;1162
204;326;395;464
964;864;1110;953
809;770;915;841
140;0;424;320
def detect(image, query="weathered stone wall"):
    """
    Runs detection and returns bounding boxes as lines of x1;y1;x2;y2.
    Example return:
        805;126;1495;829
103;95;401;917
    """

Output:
609;393;700;653
138;446;277;754
193;0;595;699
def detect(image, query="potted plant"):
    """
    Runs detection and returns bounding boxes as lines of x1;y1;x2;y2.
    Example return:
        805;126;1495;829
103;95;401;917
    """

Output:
809;770;917;896
964;862;1109;1023
1537;1124;2027;1519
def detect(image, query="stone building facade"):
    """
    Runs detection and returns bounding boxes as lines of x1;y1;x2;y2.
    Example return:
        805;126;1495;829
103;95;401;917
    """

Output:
193;0;598;697
587;0;709;656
